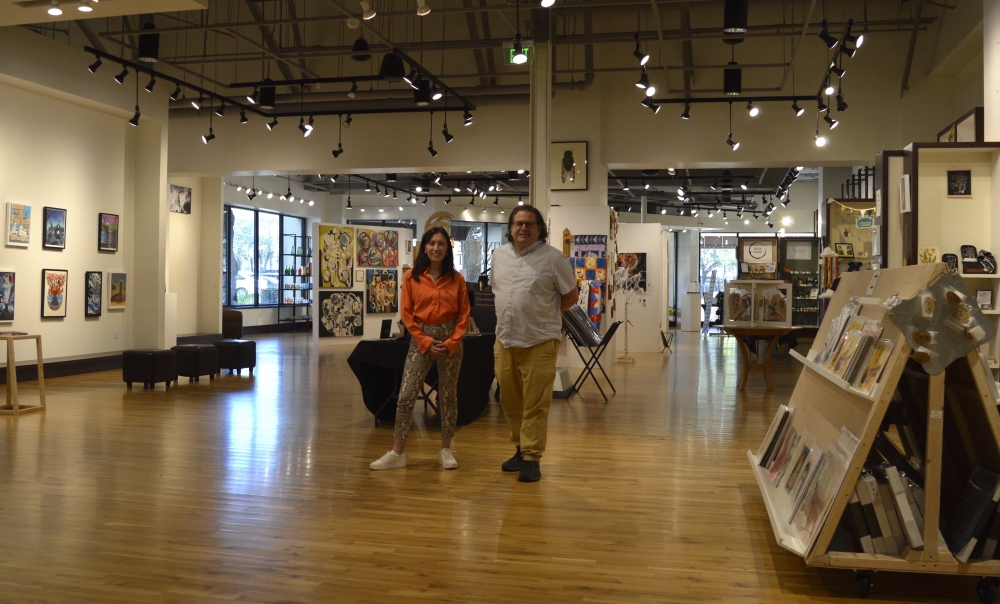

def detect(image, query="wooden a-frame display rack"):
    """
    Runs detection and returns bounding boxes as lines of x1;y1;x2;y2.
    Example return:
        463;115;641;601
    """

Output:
749;263;1000;602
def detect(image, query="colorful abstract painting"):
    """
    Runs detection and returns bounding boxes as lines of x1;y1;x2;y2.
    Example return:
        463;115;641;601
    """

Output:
85;271;102;317
99;213;119;252
109;272;127;309
0;271;14;321
318;290;363;337
365;269;399;314
319;225;354;288
617;252;647;291
41;269;67;318
357;229;399;267
6;202;30;247
43;207;66;249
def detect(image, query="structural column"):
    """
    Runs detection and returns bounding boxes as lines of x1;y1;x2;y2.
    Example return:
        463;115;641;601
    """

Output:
528;9;552;217
131;118;169;348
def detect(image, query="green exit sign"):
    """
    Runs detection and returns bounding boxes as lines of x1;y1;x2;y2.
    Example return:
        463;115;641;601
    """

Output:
505;46;532;65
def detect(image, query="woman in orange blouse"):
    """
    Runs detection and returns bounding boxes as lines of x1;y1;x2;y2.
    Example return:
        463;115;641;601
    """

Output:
370;226;471;471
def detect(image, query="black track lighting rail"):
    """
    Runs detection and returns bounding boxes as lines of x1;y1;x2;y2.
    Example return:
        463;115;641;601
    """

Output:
815;20;857;101
228;75;385;88
649;95;817;105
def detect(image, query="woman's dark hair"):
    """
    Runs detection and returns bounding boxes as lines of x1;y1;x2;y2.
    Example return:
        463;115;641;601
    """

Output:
411;226;455;281
505;205;548;244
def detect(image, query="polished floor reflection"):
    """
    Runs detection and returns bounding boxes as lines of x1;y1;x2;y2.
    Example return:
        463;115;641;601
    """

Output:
0;333;978;602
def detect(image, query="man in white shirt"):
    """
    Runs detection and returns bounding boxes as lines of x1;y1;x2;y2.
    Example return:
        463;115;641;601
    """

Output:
490;206;578;482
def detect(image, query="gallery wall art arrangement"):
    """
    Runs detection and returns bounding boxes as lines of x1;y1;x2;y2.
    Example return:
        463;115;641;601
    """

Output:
42;207;67;250
41;269;67;318
365;269;399;314
318;290;363;337
357;229;399;267
6;202;30;247
85;271;102;318
320;225;354;288
109;272;127;309
0;271;14;321
169;184;192;214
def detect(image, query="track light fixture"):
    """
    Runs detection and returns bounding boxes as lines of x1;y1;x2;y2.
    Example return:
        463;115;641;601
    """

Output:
817;98;828;113
114;67;129;85
404;69;422;89
741;178;749;190
518;197;524;206
836;94;848;112
144;75;156;93
299;116;312;137
201;127;215;144
824;82;836;96
214;101;225;117
240;109;248;124
414;80;432;106
541;0;556;6
636;67;649;89
824;112;839;129
792;101;804;116
469;197;475;206
432;86;443;101
727;135;739;151
445;197;451;205
646;83;656;97
633;33;649;66
676;208;683;216
332;115;345;158
78;1;93;12
463;109;473;126
818;20;839;49
88;56;102;73
347;81;358;99
494;196;499;206
644;181;650;190
344;114;353;128
710;179;718;191
815;130;827;147
417;0;431;16
47;1;62;16
681;103;690;120
747;101;758;117
129;105;140;127
428;142;438;157
726;102;740;150
623;180;630;192
830;65;846;78
640;98;660;114
360;0;377;20
266;117;279;131
170;84;182;101
191;93;203;110
247;87;258;104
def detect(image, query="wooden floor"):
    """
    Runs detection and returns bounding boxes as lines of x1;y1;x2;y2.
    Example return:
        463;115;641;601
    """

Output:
0;332;983;603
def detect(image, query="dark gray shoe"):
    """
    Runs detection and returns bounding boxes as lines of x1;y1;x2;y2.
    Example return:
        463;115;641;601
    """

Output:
518;460;541;482
501;447;524;472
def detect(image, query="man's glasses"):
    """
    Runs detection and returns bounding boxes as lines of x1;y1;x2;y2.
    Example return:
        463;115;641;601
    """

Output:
513;221;537;229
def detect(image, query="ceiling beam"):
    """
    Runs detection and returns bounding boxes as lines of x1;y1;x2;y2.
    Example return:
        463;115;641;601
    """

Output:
463;0;491;88
901;3;924;97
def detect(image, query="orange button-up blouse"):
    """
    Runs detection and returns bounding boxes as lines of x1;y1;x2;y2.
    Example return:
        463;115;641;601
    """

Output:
400;268;471;355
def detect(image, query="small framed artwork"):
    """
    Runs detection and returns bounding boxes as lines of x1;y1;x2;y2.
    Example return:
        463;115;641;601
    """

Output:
42;207;67;249
943;253;959;272
549;141;588;191
938;124;957;143
169;184;192;214
835;243;855;258
740;262;749;273
98;213;119;252
406;239;413;254
108;272;127;309
41;268;68;318
898;175;911;213
917;246;940;265
0;271;14;321
85;271;102;317
977;289;993;311
355;269;365;283
5;202;31;247
947;170;972;197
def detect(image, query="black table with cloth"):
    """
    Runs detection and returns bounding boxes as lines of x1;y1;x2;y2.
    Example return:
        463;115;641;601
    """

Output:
348;333;496;426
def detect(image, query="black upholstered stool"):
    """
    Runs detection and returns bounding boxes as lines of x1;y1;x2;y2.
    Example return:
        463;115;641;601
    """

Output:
171;344;219;383
122;349;176;390
213;340;257;376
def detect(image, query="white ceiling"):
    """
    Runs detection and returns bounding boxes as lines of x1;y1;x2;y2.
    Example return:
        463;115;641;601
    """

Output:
2;0;207;27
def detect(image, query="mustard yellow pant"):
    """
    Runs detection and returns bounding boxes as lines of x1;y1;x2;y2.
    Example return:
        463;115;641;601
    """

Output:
494;339;560;462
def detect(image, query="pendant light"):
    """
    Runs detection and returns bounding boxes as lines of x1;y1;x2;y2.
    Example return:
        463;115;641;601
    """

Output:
332;115;345;158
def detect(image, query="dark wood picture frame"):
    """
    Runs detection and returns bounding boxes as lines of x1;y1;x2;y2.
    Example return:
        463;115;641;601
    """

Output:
85;270;102;318
42;206;67;250
98;212;119;252
40;268;68;318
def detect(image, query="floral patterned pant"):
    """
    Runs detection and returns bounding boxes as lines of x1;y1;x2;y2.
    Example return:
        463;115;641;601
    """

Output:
394;321;464;440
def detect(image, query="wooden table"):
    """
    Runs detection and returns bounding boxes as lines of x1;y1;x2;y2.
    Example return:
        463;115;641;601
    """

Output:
722;326;798;392
1;334;45;415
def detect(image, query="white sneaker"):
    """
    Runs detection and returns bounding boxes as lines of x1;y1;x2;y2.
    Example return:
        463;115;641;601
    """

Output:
440;448;458;470
370;450;407;470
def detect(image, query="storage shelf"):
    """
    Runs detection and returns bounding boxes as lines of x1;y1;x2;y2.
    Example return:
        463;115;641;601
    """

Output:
282;275;312;279
961;273;1000;279
981;309;1000;315
790;349;879;402
747;450;808;557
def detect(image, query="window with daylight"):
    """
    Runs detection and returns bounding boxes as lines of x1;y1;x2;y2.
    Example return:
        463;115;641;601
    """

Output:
225;206;306;308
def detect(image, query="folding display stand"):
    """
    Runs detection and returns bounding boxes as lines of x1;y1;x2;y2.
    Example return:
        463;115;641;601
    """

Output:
563;319;622;402
750;264;1000;602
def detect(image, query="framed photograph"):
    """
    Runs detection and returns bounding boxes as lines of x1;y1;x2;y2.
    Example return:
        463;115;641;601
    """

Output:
977;289;993;311
40;269;68;318
835;243;855;258
947;170;972;197
169;184;192;214
5;202;31;247
549;141;588;191
0;271;14;321
98;213;119;252
355;269;365;282
85;271;102;317
898;175;911;213
917;246;940;265
42;207;67;249
108;272;127;309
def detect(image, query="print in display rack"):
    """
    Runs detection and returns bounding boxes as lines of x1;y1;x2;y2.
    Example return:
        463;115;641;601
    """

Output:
749;264;1000;602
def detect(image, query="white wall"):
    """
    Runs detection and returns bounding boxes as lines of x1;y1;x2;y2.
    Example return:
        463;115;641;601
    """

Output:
614;223;664;353
167;177;203;336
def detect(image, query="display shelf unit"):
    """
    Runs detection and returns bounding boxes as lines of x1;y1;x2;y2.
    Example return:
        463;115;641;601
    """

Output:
963;274;1000;380
723;280;792;328
779;237;821;333
279;226;313;331
749;264;1000;601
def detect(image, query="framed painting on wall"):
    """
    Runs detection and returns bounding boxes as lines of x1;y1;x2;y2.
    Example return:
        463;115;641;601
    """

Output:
550;141;588;191
898;175;911;213
616;253;647;290
357;229;399;267
0;271;14;322
5;202;30;247
319;225;354;288
365;269;399;314
318;290;364;337
947;170;972;197
40;269;67;318
85;271;102;317
98;213;119;252
169;184;192;214
42;207;67;249
108;272;127;309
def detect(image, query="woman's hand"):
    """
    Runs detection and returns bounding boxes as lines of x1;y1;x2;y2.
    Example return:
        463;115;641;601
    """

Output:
428;340;449;356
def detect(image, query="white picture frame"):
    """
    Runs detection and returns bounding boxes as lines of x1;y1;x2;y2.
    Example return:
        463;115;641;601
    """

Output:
898;175;911;214
5;202;31;247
